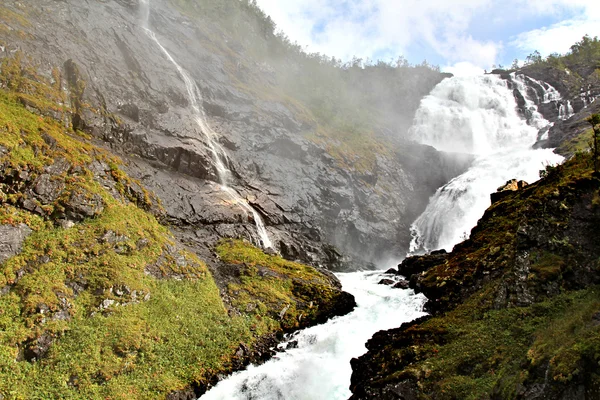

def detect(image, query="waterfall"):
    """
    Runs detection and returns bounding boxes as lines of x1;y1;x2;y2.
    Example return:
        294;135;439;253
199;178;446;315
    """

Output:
409;74;564;253
140;0;272;248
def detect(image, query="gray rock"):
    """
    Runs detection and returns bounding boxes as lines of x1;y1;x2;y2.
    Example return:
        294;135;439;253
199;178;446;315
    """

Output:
22;332;54;362
65;192;104;221
0;224;33;264
393;280;410;290
100;299;115;310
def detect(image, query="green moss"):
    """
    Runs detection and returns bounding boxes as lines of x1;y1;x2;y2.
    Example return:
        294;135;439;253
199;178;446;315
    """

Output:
217;239;340;330
409;288;600;399
530;251;565;280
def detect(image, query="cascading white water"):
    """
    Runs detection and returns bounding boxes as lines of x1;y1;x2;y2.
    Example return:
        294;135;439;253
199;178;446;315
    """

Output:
559;100;575;121
409;74;564;253
509;73;552;130
200;271;427;400
140;0;272;248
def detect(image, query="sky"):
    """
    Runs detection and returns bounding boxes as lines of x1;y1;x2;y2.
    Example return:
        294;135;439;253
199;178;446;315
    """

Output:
254;0;600;76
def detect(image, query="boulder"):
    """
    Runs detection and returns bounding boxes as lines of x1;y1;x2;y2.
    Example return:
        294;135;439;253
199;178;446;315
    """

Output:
393;280;410;289
490;179;528;204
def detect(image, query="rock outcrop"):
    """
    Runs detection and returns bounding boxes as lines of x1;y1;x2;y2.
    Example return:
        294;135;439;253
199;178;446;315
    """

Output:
490;179;528;204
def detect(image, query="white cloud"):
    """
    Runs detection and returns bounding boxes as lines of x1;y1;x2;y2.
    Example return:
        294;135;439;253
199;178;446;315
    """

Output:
254;0;600;70
443;62;485;76
511;18;600;56
256;0;498;67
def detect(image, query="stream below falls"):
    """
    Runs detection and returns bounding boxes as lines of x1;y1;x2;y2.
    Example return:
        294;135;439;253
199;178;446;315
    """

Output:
201;271;427;400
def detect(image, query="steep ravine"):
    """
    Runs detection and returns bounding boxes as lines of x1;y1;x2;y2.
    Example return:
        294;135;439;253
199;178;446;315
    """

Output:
0;0;472;398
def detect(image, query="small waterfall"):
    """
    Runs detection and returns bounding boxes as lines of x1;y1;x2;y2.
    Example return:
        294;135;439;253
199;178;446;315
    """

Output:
409;74;563;253
559;100;575;121
140;0;272;248
526;76;562;103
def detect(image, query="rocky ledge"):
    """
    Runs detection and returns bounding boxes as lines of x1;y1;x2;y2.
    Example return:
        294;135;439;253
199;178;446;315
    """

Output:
350;152;600;399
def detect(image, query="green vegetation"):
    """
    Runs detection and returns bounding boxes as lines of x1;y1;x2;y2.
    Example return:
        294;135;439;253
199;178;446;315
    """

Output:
217;239;347;331
397;287;600;399
589;113;600;174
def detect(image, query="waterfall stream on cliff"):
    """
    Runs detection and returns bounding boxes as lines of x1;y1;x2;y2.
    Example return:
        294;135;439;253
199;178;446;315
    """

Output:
201;271;427;400
408;74;564;253
141;0;272;248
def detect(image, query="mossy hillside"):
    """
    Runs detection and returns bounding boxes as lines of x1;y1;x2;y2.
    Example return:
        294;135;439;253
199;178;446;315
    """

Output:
217;239;354;331
0;68;350;398
352;152;600;399
0;4;33;40
367;287;600;400
0;82;233;398
0;52;68;118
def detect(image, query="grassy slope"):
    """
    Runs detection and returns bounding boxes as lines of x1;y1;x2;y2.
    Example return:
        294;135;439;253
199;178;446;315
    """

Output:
0;52;350;399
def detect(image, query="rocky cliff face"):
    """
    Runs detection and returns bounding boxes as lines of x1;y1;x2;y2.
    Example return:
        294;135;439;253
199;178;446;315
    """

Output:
0;0;466;270
350;147;600;399
0;62;356;398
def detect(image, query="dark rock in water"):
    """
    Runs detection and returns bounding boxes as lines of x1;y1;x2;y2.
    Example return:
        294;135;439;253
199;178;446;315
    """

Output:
397;250;447;278
384;268;398;275
0;224;33;264
377;278;395;286
490;179;528;204
285;340;299;350
392;280;409;290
